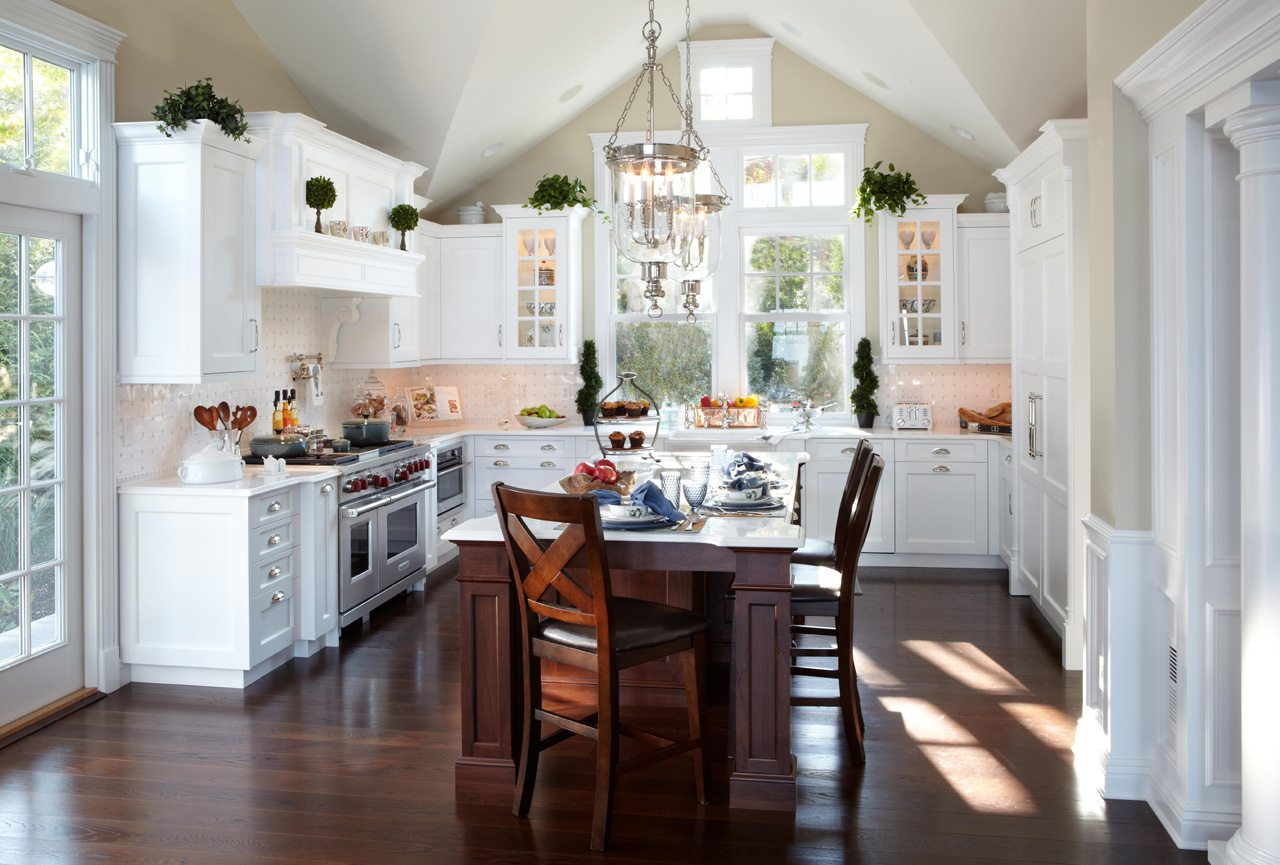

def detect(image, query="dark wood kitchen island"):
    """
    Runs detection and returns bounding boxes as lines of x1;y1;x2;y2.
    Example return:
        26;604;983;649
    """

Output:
445;452;807;812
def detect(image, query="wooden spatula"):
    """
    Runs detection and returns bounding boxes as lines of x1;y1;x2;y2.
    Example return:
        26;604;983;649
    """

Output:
193;405;217;431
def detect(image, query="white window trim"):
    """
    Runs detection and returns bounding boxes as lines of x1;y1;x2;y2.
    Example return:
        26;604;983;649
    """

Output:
678;38;774;128
589;124;867;415
0;0;123;693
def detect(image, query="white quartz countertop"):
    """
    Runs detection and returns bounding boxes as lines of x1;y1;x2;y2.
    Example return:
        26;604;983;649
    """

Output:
119;464;340;496
444;452;807;550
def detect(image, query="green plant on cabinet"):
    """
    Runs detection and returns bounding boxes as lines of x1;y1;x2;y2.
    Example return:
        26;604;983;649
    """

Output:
851;160;926;223
389;204;420;251
152;77;249;141
306;176;337;234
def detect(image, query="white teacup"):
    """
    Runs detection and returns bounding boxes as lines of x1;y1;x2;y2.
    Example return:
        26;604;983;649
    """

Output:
603;500;649;520
722;486;765;502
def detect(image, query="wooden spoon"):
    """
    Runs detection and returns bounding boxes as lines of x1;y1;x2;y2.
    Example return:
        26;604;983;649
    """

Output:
240;406;257;429
217;401;231;430
193;405;217;431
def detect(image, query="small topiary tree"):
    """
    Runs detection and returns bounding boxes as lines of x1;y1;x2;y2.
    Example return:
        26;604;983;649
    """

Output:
306;176;337;234
152;78;249;141
575;339;604;424
389;204;420;250
851;336;879;428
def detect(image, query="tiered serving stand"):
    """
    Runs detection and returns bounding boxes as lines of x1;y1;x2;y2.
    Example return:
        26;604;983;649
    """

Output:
592;372;661;460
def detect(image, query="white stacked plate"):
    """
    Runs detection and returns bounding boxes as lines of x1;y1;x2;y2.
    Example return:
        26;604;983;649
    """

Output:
708;495;784;511
601;512;678;530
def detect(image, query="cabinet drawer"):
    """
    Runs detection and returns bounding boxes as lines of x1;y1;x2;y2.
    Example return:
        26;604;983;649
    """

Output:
251;487;298;526
251;547;297;594
249;516;299;563
895;440;986;463
250;578;297;667
474;436;572;457
808;438;892;461
474;456;576;505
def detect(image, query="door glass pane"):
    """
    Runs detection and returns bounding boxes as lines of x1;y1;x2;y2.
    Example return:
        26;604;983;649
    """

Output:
0;576;20;665
386;502;419;560
0;232;17;314
27;236;56;316
0;406;17;488
0;490;17;574
31;58;72;176
350;521;370;576
0;47;24;168
30;566;57;652
28;402;55;481
29;485;55;566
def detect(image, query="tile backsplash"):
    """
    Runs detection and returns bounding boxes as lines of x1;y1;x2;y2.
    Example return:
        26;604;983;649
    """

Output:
873;363;1011;429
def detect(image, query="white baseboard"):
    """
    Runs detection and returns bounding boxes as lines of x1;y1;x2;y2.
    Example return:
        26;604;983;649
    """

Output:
1150;767;1242;851
1075;710;1151;800
97;646;126;692
1208;835;1280;865
861;552;1006;570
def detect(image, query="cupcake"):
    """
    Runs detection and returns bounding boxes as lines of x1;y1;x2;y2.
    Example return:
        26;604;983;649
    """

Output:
628;430;646;449
638;399;651;415
608;431;626;449
625;400;644;417
601;401;620;418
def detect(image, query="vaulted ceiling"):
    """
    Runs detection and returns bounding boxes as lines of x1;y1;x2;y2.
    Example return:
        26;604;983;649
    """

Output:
232;0;1084;204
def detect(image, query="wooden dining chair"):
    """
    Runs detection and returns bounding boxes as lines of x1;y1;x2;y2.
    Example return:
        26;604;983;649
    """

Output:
791;439;872;568
491;482;710;852
788;454;885;763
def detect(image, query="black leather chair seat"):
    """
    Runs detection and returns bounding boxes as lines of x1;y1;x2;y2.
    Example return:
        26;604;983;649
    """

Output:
790;537;836;566
790;563;842;604
537;597;708;653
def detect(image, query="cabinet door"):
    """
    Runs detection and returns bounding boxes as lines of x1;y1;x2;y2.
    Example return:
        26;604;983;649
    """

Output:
388;296;418;365
200;145;259;375
999;467;1014;563
882;210;956;361
957;223;1012;361
298;477;339;642
894;461;988;555
417;232;441;361
802;454;895;554
506;222;567;360
440;236;502;359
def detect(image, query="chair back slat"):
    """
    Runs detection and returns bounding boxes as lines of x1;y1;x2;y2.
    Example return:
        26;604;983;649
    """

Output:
837;455;885;601
833;441;874;568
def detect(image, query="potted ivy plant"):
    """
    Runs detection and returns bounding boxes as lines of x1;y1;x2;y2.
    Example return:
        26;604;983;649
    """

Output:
575;339;604;425
389;204;420;251
851;337;879;429
306;176;337;234
152;77;249;141
527;174;603;217
851;160;927;223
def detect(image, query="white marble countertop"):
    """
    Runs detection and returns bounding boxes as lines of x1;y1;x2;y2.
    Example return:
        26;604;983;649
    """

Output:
413;423;1010;448
118;464;340;496
444;452;808;550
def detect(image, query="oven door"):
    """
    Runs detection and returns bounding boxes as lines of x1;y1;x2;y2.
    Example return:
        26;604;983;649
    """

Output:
340;494;382;613
436;463;466;514
377;481;432;592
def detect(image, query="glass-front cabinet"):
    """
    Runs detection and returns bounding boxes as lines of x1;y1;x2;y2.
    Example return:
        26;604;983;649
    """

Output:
494;205;587;362
879;195;964;361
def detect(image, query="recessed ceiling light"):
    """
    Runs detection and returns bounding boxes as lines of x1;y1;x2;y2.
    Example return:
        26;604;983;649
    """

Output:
482;142;504;158
863;70;889;90
951;125;975;141
558;84;583;103
779;20;802;37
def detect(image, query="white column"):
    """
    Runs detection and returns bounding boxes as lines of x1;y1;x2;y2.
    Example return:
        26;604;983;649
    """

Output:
1212;105;1280;865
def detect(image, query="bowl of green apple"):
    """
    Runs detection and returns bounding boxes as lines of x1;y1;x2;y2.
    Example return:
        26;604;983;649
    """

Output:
516;404;568;429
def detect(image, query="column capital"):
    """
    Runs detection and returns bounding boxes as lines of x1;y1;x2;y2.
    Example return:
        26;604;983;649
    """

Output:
1224;105;1280;150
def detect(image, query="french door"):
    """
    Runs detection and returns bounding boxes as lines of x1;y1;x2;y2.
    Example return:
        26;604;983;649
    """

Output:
0;204;82;727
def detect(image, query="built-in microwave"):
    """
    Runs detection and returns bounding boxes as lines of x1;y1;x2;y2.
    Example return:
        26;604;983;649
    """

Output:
436;442;467;517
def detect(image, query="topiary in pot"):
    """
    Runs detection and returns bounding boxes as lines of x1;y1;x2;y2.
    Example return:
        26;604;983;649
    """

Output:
389;204;420;251
152;78;249;141
851;160;927;224
575;339;604;425
851;337;879;429
306;176;337;234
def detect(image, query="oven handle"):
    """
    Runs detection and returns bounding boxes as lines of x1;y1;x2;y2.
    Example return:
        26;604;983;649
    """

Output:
385;479;435;505
343;497;387;519
437;461;469;474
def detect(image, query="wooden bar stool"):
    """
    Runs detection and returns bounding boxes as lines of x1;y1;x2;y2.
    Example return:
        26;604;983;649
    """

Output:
491;482;710;852
789;455;885;762
791;439;872;569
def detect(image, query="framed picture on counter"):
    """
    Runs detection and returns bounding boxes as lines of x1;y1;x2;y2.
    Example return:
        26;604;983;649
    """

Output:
434;386;463;420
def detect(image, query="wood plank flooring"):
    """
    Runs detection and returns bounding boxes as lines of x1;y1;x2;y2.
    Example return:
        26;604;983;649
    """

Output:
0;566;1205;864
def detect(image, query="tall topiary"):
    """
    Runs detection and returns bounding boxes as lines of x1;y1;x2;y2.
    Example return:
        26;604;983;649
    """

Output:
389;204;420;251
851;337;879;428
306;176;337;234
576;340;603;424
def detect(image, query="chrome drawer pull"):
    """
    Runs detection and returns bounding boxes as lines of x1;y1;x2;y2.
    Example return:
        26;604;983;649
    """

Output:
494;443;510;451
267;534;283;546
540;461;556;468
270;591;285;604
840;447;858;455
493;459;510;467
1005;454;1012;464
932;465;951;473
320;483;334;494
540;443;557;451
268;566;282;579
931;447;950;456
268;501;282;513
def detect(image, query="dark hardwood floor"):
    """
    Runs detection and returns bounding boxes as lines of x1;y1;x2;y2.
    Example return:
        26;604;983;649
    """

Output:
0;566;1204;864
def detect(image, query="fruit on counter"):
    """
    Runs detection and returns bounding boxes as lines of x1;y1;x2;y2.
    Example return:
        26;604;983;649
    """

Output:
595;458;617;472
519;404;565;419
573;458;618;484
574;461;600;478
700;395;713;408
700;394;759;408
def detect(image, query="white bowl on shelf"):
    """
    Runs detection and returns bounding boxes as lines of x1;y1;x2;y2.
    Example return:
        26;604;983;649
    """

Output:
515;415;567;429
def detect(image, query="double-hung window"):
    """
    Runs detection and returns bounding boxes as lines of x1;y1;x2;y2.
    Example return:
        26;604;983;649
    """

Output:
0;39;76;176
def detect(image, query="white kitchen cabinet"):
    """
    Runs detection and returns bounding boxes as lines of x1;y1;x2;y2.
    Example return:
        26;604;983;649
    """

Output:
956;214;1012;362
297;473;341;651
802;438;895;554
893;457;989;555
244;112;425;296
119;477;319;688
492;205;587;363
416;229;442;362
116;121;263;384
324;296;419;368
879;195;965;362
998;441;1016;566
435;227;503;361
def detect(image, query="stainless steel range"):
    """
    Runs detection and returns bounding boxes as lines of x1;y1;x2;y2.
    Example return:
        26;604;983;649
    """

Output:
335;441;436;626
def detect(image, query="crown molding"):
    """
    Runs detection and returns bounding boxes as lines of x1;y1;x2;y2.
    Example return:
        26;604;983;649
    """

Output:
0;0;124;62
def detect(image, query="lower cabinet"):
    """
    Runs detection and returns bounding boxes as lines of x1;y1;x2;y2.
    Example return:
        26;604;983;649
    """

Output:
893;458;989;555
802;438;895;554
473;454;578;517
998;443;1015;564
297;473;341;650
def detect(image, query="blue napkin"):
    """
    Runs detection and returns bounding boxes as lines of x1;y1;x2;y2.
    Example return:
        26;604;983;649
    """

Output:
724;451;769;479
591;480;686;523
725;473;769;492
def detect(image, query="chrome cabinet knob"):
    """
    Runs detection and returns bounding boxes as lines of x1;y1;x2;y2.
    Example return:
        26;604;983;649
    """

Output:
840;447;857;455
268;534;282;545
268;501;282;512
540;461;555;468
320;483;334;493
493;459;510;467
268;566;282;579
931;447;951;455
540;444;556;451
270;591;285;604
494;443;510;451
932;465;951;473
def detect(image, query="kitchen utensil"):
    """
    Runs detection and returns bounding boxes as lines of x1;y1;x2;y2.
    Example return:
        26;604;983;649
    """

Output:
248;433;307;458
193;405;217;431
341;418;391;445
217;401;231;430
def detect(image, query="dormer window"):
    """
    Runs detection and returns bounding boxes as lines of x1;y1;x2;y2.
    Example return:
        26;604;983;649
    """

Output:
679;38;773;127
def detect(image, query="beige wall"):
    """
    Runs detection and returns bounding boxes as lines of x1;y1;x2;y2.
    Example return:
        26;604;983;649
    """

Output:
56;0;315;121
1086;0;1201;528
428;24;1003;350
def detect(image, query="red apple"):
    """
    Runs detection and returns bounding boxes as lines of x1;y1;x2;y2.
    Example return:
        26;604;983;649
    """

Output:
595;458;617;472
700;395;713;408
574;461;599;478
595;465;619;484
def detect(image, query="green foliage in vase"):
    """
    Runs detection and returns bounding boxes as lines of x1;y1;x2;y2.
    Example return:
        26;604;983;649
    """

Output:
851;336;880;417
152;78;249;141
527;174;604;218
575;340;604;415
851;160;927;223
306;176;337;211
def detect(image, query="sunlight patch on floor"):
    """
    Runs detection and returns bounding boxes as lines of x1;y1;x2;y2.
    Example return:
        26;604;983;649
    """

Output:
902;640;1030;694
999;701;1078;759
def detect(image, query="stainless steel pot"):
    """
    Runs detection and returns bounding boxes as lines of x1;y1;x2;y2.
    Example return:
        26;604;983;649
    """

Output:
248;433;307;458
342;419;391;445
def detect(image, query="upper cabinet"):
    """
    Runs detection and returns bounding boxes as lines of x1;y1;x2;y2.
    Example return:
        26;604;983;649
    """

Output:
244;112;426;296
956;213;1012;362
492;205;586;363
880;195;963;362
116;121;264;384
432;225;503;362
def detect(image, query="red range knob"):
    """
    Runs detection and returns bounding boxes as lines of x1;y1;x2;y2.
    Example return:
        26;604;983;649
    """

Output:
380;476;391;488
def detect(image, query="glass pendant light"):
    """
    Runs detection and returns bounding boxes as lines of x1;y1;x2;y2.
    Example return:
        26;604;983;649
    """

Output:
671;194;723;320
